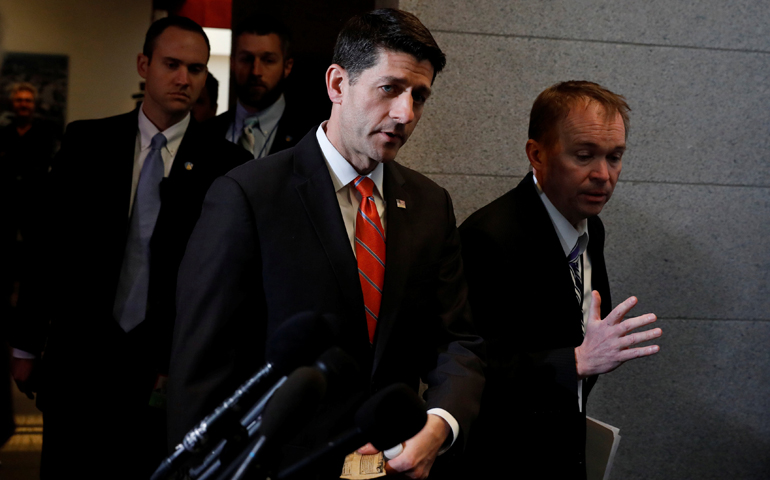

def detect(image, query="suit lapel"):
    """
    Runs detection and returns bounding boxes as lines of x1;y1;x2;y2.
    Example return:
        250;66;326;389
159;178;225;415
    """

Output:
516;174;584;335
372;162;411;374
292;133;370;346
111;109;142;233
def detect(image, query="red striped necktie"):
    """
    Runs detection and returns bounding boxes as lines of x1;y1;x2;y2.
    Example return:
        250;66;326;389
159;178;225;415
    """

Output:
352;175;386;343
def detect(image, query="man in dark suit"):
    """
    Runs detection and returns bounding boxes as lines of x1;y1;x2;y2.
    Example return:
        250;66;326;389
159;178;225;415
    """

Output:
460;81;662;479
169;9;485;479
206;14;323;158
9;17;249;478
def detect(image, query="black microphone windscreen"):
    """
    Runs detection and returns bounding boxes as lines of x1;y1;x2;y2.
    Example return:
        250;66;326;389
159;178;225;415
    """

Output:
265;312;335;373
354;383;427;451
315;346;361;392
259;366;327;442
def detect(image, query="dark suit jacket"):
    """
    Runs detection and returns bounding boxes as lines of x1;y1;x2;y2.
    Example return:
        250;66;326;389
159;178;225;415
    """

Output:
206;95;325;157
459;173;611;479
12;109;249;479
168;129;485;474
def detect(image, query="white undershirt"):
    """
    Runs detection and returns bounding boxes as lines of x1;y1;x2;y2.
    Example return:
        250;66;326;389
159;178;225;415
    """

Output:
315;123;460;451
533;174;593;412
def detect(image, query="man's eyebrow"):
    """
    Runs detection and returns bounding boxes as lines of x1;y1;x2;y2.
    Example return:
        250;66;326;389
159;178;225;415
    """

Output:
573;141;626;151
377;75;432;94
161;56;206;69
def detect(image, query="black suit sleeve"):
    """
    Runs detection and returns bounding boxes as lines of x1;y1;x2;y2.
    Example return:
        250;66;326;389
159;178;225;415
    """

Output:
11;121;83;356
422;189;486;440
167;175;264;447
460;224;579;400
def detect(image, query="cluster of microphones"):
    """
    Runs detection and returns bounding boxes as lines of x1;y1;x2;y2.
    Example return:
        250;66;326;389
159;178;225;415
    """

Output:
151;312;427;480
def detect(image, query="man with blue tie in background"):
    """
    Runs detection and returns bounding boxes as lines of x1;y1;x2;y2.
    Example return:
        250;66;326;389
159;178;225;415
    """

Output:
10;16;249;478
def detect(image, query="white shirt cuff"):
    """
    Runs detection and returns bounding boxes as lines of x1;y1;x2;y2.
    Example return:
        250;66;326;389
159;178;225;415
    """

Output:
427;408;459;454
12;348;36;359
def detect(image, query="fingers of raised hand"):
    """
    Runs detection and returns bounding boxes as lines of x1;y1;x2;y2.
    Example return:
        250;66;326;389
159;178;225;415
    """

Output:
605;296;638;325
619;314;658;335
589;291;602;321
619;344;660;362
621;327;662;348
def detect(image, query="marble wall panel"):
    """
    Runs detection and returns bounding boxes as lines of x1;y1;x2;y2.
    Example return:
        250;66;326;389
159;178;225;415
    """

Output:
588;319;770;479
402;0;770;52
600;181;770;321
399;32;770;187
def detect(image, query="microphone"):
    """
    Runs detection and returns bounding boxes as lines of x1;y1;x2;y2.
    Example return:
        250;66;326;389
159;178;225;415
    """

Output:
217;365;328;480
191;347;361;480
152;311;334;480
241;345;361;435
276;383;428;480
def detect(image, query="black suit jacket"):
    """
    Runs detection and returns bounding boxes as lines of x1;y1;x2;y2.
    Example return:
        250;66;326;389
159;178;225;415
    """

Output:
168;129;485;472
459;173;611;479
12;109;249;479
205;96;322;157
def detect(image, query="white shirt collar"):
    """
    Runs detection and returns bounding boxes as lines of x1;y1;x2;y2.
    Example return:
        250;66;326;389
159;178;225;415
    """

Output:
235;94;286;136
138;103;189;156
315;122;384;196
533;174;589;257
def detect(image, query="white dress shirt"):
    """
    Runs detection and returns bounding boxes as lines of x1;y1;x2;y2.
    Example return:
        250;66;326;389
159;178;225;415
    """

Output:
227;95;286;158
315;124;460;451
533;174;593;412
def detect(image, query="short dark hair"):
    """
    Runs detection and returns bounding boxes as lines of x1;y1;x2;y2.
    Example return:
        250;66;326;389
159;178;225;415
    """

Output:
143;16;210;60
205;72;219;106
332;8;446;83
233;13;293;60
529;80;631;149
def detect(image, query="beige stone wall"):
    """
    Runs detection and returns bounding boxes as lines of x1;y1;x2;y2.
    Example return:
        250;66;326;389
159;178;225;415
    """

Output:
0;0;152;123
400;1;770;478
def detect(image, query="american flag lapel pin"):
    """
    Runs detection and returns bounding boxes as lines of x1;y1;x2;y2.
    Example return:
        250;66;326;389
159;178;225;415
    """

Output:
396;199;406;209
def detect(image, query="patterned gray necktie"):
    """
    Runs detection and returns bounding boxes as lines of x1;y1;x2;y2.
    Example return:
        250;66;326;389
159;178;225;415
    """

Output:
113;132;166;332
567;238;584;308
239;117;261;157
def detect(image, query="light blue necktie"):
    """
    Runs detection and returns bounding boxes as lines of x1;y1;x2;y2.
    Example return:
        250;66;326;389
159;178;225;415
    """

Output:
113;132;166;332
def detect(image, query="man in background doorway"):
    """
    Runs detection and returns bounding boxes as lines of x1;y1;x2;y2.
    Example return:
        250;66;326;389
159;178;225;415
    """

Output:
206;14;324;158
192;71;219;122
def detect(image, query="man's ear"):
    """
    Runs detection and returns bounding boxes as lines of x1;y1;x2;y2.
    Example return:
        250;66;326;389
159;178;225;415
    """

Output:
526;139;546;171
326;64;346;105
137;53;149;80
283;58;294;78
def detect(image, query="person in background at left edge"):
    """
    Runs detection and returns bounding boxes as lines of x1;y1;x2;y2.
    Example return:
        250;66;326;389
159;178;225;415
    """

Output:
9;16;250;479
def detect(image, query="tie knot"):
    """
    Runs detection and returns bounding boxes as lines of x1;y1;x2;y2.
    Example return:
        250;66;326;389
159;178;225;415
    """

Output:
244;117;260;131
353;175;375;198
568;233;587;263
150;133;167;151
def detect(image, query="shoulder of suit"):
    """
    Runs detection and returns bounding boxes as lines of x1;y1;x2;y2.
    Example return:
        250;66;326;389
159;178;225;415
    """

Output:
385;161;444;191
64;110;138;135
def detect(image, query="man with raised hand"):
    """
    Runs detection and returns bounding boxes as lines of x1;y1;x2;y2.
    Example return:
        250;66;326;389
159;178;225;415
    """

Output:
460;81;662;479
